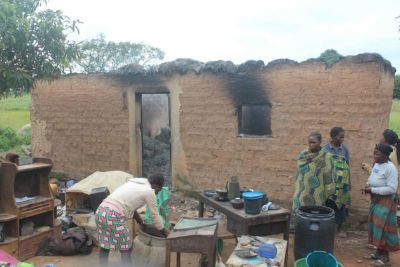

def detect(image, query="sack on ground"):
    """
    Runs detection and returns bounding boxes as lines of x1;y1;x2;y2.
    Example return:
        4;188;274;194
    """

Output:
36;228;93;256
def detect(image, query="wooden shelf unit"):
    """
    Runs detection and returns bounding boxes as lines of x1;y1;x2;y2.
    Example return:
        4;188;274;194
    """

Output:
0;157;60;260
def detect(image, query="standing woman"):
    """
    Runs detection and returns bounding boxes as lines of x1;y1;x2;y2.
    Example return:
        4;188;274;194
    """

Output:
363;144;399;266
381;129;400;166
293;132;336;209
362;129;400;174
323;127;351;237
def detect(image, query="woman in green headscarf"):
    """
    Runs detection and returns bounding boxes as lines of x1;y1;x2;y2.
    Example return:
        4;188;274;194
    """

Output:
293;132;336;209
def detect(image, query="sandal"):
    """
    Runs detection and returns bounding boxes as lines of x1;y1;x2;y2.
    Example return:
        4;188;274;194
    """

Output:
364;253;380;260
370;259;391;266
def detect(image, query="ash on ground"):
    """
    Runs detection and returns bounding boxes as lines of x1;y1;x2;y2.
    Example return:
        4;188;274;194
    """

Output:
142;128;172;185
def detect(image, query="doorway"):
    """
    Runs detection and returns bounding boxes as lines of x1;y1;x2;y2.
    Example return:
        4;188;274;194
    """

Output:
139;93;171;185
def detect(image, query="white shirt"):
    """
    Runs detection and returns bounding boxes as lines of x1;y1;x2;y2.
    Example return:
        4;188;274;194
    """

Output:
106;178;163;230
368;161;398;195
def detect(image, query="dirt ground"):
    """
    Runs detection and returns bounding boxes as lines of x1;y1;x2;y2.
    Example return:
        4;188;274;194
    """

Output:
28;226;400;267
27;195;400;267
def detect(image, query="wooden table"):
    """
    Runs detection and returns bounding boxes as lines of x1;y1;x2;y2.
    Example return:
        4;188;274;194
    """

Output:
198;193;290;239
166;219;218;267
198;193;291;266
226;236;287;267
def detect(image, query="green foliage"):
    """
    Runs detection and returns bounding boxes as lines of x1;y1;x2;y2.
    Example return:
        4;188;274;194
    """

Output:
76;34;165;73
390;99;400;134
0;94;31;130
318;49;343;66
0;126;30;152
394;75;400;99
0;93;31;110
0;0;80;98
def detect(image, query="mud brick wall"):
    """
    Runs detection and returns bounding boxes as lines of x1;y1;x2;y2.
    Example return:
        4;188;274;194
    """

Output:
32;75;130;178
175;60;393;208
32;56;394;208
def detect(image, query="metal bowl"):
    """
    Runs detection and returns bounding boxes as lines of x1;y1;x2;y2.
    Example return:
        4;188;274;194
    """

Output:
230;198;244;209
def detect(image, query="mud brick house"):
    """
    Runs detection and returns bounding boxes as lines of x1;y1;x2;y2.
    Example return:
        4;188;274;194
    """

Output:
31;54;395;209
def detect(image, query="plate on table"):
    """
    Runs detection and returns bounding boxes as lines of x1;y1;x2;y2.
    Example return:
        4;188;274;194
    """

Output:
204;190;217;197
214;195;229;201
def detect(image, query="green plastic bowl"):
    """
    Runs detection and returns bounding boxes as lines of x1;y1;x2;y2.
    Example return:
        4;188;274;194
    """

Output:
294;258;344;267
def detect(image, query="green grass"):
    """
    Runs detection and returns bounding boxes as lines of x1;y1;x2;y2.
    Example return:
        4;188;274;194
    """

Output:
0;94;31;130
389;99;400;134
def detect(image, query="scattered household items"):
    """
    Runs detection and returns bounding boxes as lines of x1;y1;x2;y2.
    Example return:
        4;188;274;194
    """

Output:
242;191;267;215
230;198;244;209
234;249;257;258
71;214;97;245
20;221;34;236
226;176;240;200
134;225;166;267
89;187;110;211
16;156;33;166
166;217;218;267
258;242;277;259
57;188;66;205
64;179;77;189
16;263;35;267
0;249;19;266
0;157;60;260
226;236;287;267
36;227;93;256
306;251;338;267
15;197;35;205
4;153;19;164
294;206;335;260
199;192;290;239
145;186;170;229
203;190;217;198
261;202;280;212
49;182;58;197
61;216;75;231
215;189;228;201
294;257;344;267
239;187;253;198
66;171;133;212
0;224;5;243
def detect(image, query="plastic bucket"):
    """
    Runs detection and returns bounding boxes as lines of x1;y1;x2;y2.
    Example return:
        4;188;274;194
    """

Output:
294;258;343;267
243;192;264;214
306;251;338;267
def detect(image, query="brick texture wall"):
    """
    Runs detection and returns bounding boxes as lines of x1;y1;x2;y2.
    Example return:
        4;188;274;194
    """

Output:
174;60;393;208
32;75;130;178
32;58;394;208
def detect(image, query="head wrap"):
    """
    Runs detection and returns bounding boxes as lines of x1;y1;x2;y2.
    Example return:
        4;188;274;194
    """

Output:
376;143;393;157
383;129;399;145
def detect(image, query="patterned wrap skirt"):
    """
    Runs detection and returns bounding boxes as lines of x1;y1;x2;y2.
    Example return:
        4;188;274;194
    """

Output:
95;204;132;251
368;194;400;252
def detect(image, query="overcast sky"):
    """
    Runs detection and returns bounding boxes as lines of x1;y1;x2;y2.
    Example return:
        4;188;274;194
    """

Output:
46;0;400;72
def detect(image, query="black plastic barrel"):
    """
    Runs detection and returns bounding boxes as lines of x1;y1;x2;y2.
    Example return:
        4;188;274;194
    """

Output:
294;206;336;260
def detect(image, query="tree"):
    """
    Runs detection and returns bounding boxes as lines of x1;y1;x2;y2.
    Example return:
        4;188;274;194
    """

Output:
394;75;400;99
76;34;165;73
318;49;343;66
0;0;80;98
